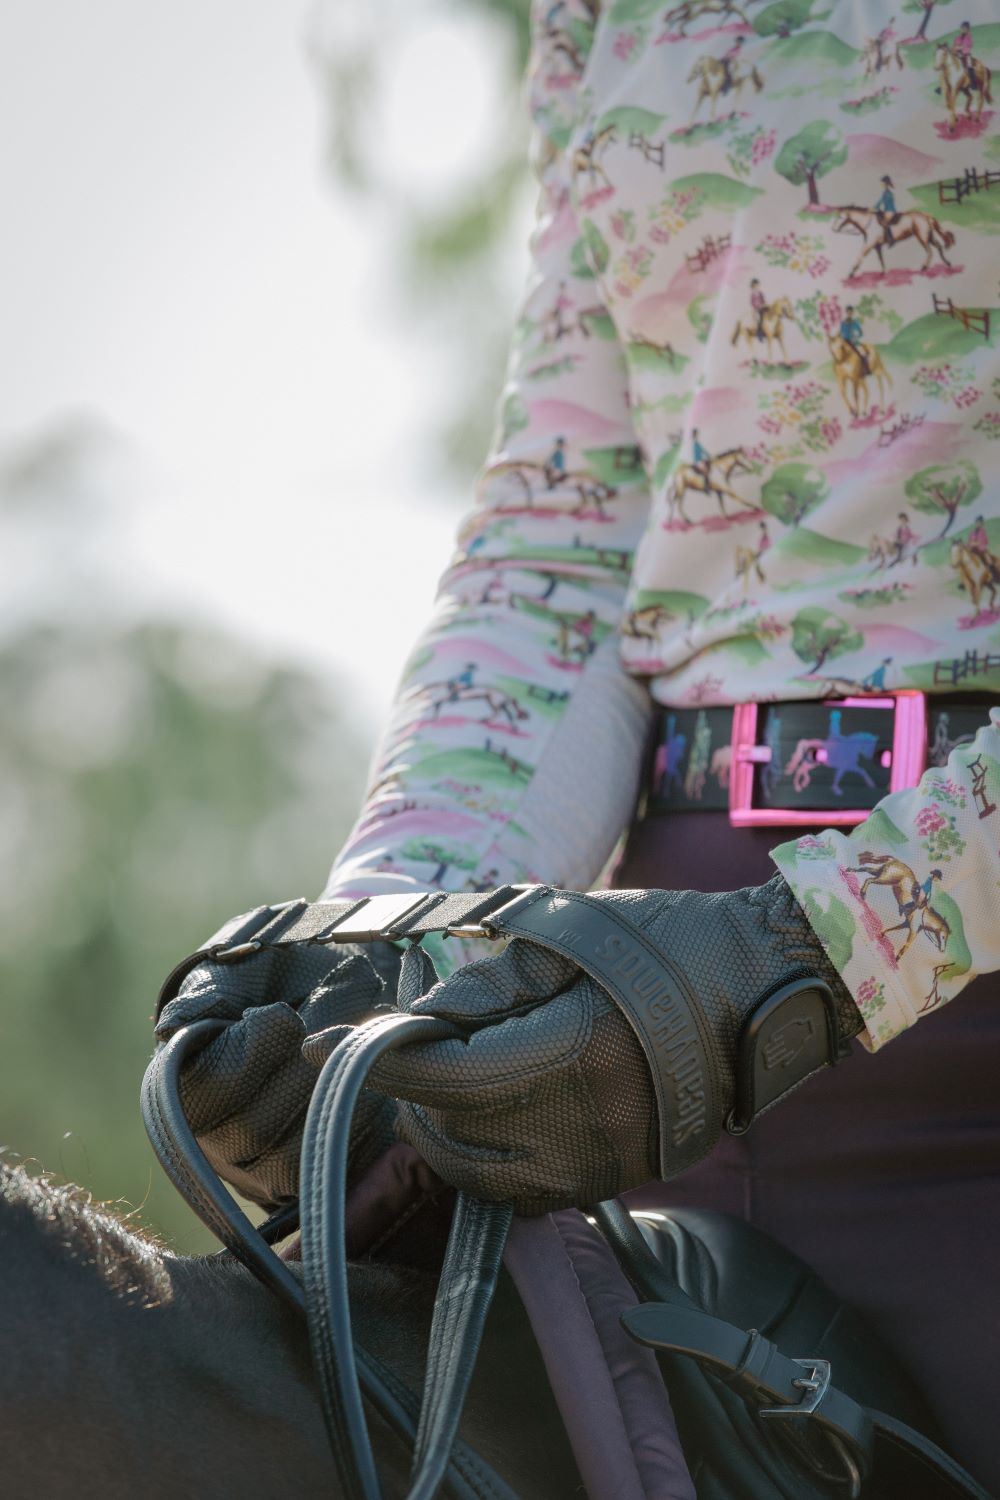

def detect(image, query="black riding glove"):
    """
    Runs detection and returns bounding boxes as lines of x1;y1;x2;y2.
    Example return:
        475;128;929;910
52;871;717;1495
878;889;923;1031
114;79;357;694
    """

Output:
371;875;862;1216
155;936;402;1209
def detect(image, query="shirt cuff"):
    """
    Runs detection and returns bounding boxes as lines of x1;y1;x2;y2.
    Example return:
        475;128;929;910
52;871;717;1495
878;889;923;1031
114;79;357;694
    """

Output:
770;834;918;1051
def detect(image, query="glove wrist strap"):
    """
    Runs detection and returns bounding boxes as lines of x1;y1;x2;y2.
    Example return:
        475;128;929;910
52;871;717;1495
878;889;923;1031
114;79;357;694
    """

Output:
485;888;722;1178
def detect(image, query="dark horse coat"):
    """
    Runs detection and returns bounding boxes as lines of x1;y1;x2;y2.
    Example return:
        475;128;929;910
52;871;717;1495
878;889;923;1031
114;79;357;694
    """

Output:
0;1161;579;1499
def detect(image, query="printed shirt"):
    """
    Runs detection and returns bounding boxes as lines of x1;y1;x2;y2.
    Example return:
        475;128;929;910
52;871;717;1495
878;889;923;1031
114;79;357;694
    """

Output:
327;1;1000;1047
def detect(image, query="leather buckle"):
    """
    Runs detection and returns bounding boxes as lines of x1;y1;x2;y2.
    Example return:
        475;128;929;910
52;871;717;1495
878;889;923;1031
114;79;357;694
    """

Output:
759;1357;832;1419
729;690;927;828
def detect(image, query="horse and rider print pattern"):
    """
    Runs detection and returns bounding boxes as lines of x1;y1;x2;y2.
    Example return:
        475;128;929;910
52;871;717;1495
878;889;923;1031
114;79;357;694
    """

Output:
772;706;1000;1046
326;1;1000;1049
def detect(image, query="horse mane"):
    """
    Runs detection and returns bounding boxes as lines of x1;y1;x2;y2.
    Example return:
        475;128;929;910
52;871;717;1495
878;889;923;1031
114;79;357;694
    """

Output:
0;1151;431;1337
0;1155;173;1308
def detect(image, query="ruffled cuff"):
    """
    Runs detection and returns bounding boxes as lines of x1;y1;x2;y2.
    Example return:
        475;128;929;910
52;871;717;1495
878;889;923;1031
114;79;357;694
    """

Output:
771;832;918;1051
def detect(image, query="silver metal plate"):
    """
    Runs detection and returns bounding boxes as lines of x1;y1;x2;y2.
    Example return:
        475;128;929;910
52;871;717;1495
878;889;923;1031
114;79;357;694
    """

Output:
325;893;432;942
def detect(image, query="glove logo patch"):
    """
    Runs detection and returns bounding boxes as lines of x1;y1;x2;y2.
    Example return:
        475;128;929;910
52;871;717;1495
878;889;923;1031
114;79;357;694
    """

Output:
761;1015;815;1071
592;932;708;1148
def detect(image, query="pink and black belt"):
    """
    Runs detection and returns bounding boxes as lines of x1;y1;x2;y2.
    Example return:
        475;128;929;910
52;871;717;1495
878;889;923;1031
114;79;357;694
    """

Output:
643;690;998;828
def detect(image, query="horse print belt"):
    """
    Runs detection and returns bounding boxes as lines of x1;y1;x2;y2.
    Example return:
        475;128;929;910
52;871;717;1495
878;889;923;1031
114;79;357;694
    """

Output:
644;690;999;827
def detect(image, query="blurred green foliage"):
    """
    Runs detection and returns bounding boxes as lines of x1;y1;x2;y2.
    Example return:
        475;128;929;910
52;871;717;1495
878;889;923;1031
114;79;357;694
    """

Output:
0;419;368;1249
2;2;531;1251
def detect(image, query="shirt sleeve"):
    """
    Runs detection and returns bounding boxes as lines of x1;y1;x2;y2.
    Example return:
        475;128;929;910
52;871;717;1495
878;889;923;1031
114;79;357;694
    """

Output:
771;708;1000;1049
323;2;655;974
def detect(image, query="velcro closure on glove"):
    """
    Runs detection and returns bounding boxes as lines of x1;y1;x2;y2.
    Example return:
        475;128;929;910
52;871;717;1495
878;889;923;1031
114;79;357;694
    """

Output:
490;889;722;1178
728;978;843;1132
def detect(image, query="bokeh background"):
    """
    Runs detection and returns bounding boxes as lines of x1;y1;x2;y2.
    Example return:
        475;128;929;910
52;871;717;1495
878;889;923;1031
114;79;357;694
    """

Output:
1;0;532;1250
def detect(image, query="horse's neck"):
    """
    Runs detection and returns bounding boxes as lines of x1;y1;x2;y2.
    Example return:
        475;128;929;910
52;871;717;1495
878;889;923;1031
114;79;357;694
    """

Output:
0;1200;337;1498
1;1177;577;1499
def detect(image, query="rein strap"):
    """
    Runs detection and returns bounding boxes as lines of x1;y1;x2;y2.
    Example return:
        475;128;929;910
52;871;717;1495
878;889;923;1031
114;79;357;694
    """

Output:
142;1014;518;1500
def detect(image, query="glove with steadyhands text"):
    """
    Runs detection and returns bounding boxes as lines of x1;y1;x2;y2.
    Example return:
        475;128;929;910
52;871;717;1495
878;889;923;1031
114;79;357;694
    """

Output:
155;938;402;1209
370;874;863;1216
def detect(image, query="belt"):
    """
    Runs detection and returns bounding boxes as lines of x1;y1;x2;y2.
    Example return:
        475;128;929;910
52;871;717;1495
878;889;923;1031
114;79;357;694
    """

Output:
644;691;998;828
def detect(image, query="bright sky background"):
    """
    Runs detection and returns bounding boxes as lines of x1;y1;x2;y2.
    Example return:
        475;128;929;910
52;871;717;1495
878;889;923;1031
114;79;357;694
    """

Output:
0;0;526;721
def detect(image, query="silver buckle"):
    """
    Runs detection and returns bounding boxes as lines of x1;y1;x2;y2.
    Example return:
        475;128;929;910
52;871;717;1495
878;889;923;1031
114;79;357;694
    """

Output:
759;1358;832;1419
324;893;434;942
212;898;306;961
759;1358;863;1498
446;885;544;940
211;939;263;962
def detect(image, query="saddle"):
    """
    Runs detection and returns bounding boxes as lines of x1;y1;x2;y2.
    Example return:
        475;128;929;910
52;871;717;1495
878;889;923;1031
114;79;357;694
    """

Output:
143;892;993;1500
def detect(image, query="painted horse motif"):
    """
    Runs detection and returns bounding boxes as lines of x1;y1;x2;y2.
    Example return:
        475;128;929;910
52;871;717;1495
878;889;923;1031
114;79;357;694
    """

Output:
623;602;675;642
654;714;687;797
730;296;798;365
832;205;955;280
432;684;529;727
861;30;904;78
687;55;764;120
667;448;756;525
664;0;750;35
784;710;878;796
826;334;893;419
950;539;1000;616
571;124;617;192
934;43;993;132
848;852;951;961
683;712;713;801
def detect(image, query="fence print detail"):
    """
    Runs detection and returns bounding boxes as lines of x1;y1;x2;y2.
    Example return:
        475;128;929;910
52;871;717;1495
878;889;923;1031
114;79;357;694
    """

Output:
931;293;991;340
937;164;1000;203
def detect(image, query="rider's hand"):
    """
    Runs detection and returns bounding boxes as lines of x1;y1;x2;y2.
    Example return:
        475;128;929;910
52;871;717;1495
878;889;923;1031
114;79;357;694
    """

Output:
370;875;862;1216
155;938;401;1209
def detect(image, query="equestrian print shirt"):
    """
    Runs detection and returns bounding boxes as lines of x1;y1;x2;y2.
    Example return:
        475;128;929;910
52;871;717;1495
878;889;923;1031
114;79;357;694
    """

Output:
326;1;1000;1046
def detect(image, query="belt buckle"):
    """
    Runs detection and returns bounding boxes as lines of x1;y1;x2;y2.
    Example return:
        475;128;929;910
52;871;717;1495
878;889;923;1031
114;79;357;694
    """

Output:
728;691;927;828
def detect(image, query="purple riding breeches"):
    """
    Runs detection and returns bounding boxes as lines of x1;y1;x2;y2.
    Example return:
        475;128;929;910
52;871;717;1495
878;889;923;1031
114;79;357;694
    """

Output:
614;810;1000;1493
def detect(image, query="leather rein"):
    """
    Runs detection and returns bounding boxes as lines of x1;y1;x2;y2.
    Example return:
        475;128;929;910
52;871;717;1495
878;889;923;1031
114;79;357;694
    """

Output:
143;1009;518;1500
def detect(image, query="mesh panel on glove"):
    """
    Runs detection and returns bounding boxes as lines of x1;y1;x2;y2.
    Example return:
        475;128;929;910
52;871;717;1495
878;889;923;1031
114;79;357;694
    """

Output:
155;939;402;1209
373;978;657;1216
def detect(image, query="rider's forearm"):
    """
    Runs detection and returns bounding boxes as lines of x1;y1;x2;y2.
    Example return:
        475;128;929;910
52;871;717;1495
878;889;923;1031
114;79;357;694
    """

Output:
322;3;654;976
322;580;652;979
772;707;1000;1048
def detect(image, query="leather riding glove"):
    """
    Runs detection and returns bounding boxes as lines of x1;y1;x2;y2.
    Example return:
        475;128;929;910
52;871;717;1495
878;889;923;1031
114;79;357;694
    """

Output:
155;936;401;1209
371;875;863;1216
